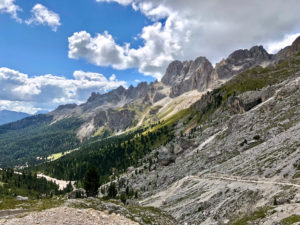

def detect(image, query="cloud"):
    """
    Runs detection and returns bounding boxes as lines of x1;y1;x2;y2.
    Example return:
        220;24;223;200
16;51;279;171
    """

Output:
109;74;116;81
0;67;126;114
0;0;22;22
68;17;185;79
75;0;300;79
266;32;300;54
95;0;133;6
68;31;126;67
0;100;41;115
25;4;61;31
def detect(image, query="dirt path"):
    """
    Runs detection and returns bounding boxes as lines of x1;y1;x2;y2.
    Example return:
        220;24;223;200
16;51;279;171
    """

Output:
204;174;300;188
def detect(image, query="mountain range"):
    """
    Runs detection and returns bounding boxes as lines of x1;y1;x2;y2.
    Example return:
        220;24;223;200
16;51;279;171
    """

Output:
0;110;31;125
47;42;284;141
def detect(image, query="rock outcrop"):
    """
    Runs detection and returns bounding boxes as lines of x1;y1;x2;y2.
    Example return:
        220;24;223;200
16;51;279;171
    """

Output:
211;45;272;81
163;57;214;97
274;36;300;62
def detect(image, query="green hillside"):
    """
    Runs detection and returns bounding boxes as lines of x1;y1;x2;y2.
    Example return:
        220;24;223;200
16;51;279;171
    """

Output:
0;115;83;167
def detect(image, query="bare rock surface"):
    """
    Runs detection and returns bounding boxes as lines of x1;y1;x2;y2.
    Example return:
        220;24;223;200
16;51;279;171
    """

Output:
1;207;138;225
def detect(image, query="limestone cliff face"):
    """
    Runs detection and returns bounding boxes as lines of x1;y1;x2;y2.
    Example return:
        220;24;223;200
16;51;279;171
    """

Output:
274;36;300;62
161;57;213;97
160;46;272;97
212;46;272;80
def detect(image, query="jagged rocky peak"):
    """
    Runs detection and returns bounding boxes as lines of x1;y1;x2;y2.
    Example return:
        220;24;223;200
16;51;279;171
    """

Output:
161;57;213;87
212;45;272;80
161;60;183;86
125;82;150;100
227;45;271;63
114;85;126;95
86;85;127;104
87;92;100;102
160;45;276;97
161;57;214;97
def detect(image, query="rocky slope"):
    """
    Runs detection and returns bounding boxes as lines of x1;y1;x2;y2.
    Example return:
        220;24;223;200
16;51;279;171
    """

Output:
97;40;300;224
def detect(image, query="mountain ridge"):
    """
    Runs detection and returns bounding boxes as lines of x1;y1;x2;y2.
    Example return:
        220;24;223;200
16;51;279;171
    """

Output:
0;110;31;125
49;39;299;141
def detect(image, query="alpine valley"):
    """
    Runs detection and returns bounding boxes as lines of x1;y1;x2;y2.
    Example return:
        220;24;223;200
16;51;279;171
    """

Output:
1;37;300;225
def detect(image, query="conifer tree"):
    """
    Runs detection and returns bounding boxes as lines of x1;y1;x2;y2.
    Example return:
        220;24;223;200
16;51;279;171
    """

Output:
84;166;100;197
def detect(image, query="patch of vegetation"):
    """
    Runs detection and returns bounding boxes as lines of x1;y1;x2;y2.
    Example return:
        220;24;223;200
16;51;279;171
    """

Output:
93;126;112;139
47;148;78;161
281;214;300;225
220;58;298;99
0;169;72;199
0;198;64;211
253;135;260;140
230;206;274;225
293;171;300;179
84;166;100;197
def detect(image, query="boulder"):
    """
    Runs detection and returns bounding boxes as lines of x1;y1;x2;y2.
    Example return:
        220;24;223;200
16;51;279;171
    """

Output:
68;188;87;199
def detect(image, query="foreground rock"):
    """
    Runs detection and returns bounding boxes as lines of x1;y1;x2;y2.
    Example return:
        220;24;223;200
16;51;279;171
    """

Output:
2;207;138;225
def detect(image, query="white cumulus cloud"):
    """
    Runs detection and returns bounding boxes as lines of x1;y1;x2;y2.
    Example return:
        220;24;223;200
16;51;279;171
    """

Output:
0;67;126;114
25;4;61;31
95;0;133;6
0;0;22;22
68;14;186;80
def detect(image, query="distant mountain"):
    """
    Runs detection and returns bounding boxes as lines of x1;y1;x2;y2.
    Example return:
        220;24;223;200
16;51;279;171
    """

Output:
0;110;31;125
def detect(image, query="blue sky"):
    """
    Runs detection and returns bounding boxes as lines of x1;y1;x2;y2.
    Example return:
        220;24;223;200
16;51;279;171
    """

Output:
0;0;154;84
0;0;300;113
